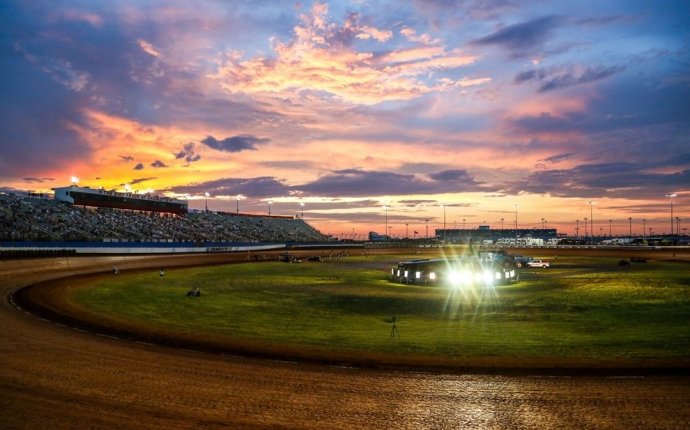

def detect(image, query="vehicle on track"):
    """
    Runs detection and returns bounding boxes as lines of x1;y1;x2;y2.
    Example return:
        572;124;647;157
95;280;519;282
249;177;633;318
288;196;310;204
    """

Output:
526;259;550;268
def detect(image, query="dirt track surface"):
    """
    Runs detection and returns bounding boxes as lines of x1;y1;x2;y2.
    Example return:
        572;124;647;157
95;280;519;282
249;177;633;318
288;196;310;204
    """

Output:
2;250;690;429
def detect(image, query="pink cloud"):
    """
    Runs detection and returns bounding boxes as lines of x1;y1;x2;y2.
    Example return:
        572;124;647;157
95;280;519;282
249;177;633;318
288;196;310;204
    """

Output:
212;2;481;105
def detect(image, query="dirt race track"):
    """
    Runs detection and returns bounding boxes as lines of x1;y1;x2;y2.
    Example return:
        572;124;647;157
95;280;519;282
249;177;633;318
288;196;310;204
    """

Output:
1;249;690;429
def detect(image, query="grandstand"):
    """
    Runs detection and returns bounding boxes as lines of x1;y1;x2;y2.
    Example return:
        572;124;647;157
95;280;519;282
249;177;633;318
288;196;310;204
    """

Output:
0;191;325;243
54;185;187;215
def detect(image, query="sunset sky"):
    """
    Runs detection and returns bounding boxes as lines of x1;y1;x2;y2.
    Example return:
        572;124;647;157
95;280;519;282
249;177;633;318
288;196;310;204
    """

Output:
1;0;689;237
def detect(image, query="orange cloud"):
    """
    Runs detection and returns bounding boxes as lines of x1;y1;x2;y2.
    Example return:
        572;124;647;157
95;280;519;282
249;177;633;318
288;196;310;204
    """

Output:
212;2;483;105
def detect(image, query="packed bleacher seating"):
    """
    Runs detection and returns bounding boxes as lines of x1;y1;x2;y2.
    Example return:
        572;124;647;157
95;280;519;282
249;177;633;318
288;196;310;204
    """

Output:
0;192;325;243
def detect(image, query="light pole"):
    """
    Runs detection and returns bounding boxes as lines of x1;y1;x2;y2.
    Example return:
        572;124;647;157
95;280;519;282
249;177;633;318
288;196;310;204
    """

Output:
268;200;272;215
442;204;446;242
584;217;588;237
463;218;466;229
236;194;241;214
384;206;389;239
204;192;210;212
677;217;681;236
588;201;596;243
501;217;504;230
609;219;612;237
666;193;677;235
541;217;545;229
425;219;429;239
300;201;305;219
628;217;632;236
575;219;579;238
405;223;409;239
514;204;519;246
70;176;80;186
643;219;646;237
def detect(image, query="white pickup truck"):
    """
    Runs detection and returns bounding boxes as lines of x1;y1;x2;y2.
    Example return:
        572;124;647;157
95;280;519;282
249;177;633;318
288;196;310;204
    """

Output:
526;259;550;268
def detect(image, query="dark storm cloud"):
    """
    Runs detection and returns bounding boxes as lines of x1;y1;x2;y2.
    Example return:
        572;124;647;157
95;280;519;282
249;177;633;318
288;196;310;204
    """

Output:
509;76;690;139
133;163;144;170
174;142;201;164
150;160;168;168
304;211;431;224
23;177;55;184
503;161;690;199
201;135;269;153
295;168;489;197
167;177;290;198
427;169;475;182
472;15;562;57
130;177;157;185
515;65;624;92
397;163;453;175
535;153;574;169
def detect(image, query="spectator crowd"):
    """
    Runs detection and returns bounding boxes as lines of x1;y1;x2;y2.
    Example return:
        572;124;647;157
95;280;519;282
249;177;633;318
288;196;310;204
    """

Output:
0;193;325;243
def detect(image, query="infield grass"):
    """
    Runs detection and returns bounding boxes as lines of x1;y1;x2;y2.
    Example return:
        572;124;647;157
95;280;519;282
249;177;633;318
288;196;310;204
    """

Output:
70;254;690;363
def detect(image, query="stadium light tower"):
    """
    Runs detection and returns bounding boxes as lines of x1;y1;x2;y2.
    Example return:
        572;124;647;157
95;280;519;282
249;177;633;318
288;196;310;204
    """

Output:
642;218;646;237
204;192;210;212
513;204;519;245
609;219;612;237
628;217;632;236
575;219;579;238
442;204;446;242
425;219;429;238
300;201;305;219
70;176;79;186
124;183;132;193
666;193;677;235
236;194;242;214
588;201;596;244
268;200;273;215
384;206;389;239
500;217;504;230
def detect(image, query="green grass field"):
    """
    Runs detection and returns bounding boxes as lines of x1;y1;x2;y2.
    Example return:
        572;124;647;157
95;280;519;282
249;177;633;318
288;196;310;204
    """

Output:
70;254;690;365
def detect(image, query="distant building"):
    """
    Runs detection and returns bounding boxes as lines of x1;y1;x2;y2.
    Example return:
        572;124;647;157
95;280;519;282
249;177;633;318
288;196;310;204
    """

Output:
436;227;558;244
368;231;390;241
